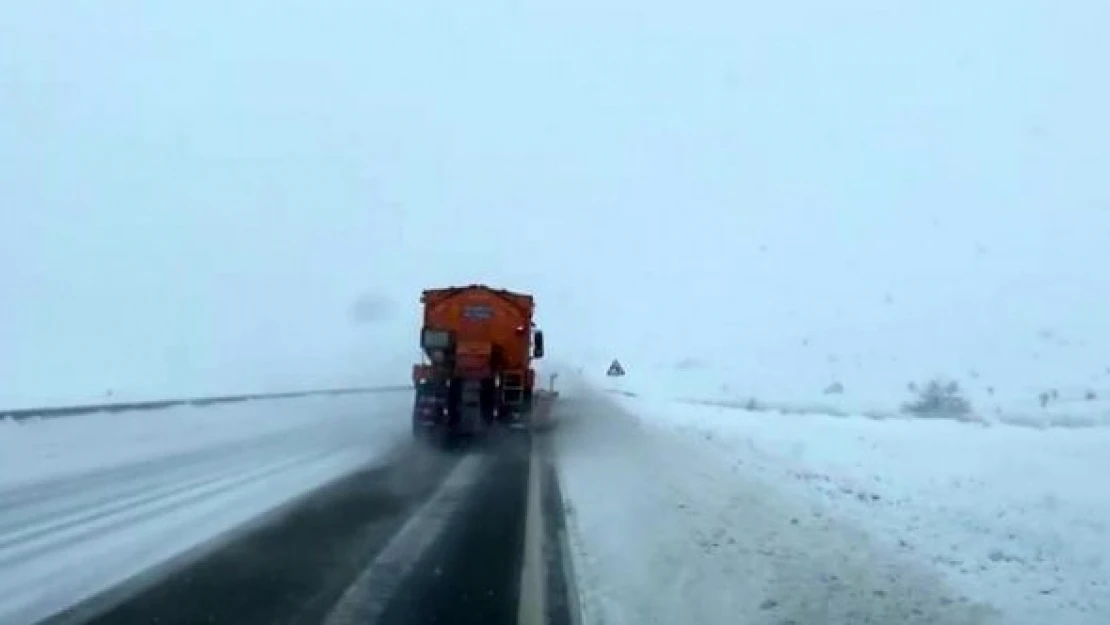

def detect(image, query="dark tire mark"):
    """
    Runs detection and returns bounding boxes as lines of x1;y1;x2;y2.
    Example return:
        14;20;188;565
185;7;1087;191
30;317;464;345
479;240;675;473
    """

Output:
374;434;531;625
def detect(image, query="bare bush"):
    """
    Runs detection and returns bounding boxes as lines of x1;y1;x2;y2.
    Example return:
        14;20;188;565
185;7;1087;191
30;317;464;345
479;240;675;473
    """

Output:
902;379;973;419
1038;388;1060;409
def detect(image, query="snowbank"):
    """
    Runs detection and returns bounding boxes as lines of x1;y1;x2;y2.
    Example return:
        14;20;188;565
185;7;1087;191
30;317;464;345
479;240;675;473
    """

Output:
0;361;415;415
0;392;409;489
554;381;1110;625
584;360;1110;427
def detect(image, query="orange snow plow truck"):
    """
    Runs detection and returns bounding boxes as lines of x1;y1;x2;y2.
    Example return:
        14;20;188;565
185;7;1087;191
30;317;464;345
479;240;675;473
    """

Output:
411;284;550;442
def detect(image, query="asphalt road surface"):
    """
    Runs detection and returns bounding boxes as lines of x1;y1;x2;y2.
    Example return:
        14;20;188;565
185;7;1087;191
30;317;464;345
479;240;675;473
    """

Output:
38;433;575;625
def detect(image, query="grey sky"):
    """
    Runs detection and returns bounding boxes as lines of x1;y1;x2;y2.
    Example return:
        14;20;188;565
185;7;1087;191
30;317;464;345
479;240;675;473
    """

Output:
2;1;1108;405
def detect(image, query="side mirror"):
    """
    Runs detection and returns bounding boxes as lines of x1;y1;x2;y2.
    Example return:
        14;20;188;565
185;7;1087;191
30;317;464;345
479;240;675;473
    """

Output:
533;331;545;359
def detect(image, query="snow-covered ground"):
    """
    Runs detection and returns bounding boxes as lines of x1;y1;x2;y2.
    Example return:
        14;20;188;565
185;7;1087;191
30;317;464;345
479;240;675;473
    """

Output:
0;393;411;625
589;358;1110;428
553;378;1110;625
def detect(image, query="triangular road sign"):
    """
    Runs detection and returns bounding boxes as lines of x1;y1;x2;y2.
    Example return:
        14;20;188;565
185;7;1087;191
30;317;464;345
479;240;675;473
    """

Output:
607;359;626;377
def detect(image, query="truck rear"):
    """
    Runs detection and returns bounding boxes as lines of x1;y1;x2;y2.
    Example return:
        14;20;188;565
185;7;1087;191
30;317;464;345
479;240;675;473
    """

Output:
411;284;545;443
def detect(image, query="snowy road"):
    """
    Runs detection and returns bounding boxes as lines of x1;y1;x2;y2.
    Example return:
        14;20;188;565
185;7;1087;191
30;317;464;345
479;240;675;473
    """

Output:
0;394;413;625
45;435;574;625
0;393;575;625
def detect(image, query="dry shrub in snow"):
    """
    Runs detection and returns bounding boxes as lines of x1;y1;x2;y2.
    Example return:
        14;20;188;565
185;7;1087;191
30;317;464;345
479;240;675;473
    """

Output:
901;379;973;419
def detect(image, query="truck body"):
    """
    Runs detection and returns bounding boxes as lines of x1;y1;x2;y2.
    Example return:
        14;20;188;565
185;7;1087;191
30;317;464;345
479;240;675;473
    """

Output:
411;284;545;442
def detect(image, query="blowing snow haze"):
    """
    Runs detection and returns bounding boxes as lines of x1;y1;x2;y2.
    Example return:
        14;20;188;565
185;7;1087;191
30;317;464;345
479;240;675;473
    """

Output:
1;1;1108;410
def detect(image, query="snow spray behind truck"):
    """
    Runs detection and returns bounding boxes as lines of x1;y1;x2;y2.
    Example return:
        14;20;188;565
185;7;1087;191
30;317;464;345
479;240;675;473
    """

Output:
411;284;546;442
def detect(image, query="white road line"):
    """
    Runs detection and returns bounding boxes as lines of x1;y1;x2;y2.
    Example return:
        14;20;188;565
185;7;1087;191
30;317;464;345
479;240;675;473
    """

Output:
517;435;546;625
322;453;486;625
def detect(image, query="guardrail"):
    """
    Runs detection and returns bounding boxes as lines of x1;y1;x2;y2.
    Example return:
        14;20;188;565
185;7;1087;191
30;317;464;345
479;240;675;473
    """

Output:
0;385;414;422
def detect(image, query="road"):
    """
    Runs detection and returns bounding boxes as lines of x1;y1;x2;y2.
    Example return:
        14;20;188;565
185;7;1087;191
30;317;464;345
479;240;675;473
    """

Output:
29;432;575;625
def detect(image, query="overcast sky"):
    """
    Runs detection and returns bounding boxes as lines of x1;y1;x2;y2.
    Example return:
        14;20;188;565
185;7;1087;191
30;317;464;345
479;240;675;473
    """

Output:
2;1;1108;406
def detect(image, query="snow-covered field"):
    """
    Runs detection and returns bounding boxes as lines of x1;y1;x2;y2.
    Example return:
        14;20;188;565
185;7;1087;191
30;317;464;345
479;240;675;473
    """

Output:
553;378;1110;625
0;393;411;625
591;358;1110;428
